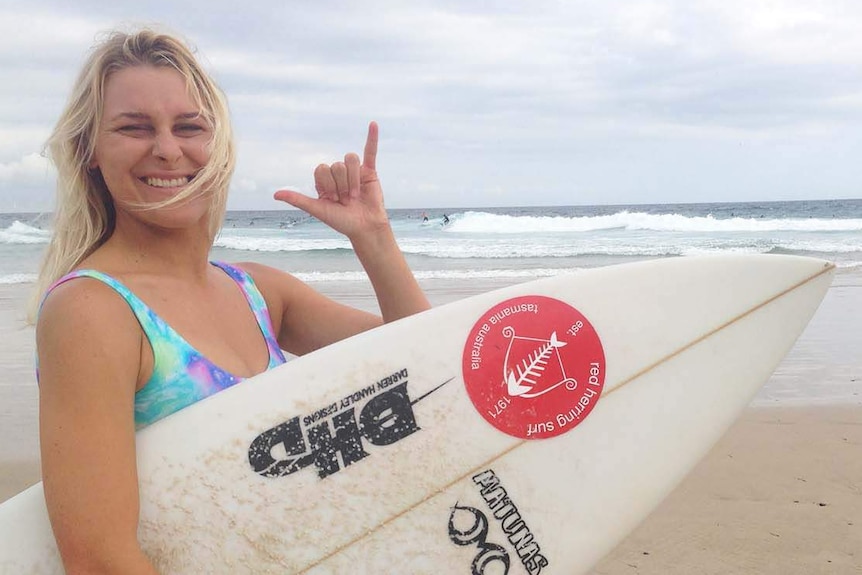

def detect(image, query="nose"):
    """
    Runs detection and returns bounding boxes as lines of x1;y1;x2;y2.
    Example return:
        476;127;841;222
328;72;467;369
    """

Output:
152;131;183;163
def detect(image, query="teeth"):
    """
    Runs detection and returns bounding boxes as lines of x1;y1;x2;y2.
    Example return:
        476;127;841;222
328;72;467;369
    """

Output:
145;176;190;188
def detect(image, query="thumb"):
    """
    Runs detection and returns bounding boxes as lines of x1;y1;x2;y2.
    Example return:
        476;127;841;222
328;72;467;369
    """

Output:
274;189;319;216
272;190;312;211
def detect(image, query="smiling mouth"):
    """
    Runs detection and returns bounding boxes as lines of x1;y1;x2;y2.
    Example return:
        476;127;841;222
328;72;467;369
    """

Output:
141;175;194;188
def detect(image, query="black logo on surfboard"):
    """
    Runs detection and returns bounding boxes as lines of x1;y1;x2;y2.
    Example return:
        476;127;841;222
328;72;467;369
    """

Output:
448;470;549;574
248;369;451;479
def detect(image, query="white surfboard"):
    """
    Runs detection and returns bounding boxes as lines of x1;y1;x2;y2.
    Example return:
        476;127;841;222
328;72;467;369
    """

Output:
0;254;834;574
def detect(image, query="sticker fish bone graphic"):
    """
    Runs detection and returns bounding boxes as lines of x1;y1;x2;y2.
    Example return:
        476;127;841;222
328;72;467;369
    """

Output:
504;331;572;398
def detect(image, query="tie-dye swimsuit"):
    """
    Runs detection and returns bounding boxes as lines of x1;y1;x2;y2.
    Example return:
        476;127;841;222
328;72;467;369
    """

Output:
42;262;287;429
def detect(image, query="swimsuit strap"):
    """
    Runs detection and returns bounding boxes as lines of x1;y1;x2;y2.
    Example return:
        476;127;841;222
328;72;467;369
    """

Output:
39;262;287;428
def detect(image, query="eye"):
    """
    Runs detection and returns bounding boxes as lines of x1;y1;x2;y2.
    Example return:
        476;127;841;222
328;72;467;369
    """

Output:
175;123;208;136
117;124;152;134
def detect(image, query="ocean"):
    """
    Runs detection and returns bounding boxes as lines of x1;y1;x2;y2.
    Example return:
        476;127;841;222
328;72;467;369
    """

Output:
1;199;860;407
2;198;861;286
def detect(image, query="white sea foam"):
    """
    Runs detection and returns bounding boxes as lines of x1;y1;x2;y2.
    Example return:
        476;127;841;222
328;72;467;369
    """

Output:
2;260;857;288
0;273;37;284
0;221;50;245
0;268;571;285
209;210;862;259
3;205;860;284
214;235;350;252
211;234;860;258
444;211;862;234
294;268;580;283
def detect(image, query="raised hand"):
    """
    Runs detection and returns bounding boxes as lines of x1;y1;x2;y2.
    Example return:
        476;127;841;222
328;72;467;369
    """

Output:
274;122;389;240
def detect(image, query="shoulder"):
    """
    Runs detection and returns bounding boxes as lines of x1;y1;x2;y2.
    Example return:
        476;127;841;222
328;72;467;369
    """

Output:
39;274;133;321
229;261;328;334
230;261;307;296
231;261;285;280
37;276;142;360
229;261;295;318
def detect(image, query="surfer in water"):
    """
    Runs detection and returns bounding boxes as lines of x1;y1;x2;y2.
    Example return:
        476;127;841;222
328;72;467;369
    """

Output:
30;28;429;573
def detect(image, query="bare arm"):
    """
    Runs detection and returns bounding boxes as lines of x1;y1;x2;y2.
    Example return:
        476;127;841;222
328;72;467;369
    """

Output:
238;262;382;355
273;121;430;328
37;280;158;574
347;223;429;323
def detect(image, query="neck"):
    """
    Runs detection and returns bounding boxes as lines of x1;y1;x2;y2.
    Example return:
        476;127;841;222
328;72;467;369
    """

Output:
91;212;215;280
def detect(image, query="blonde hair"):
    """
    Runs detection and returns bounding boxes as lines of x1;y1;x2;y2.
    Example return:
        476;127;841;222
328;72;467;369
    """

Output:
29;27;235;322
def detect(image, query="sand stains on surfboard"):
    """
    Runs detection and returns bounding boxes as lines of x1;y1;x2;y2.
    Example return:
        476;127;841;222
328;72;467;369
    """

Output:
0;255;834;574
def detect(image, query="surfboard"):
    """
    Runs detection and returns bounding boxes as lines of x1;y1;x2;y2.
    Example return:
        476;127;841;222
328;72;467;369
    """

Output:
0;254;834;574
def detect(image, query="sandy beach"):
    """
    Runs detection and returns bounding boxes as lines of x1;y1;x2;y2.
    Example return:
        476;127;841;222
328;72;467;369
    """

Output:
1;269;860;574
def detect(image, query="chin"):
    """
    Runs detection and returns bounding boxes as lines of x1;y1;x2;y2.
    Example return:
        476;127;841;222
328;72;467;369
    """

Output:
139;202;212;231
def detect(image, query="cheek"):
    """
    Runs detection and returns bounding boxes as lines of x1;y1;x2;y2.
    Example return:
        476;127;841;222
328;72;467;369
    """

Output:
189;141;212;165
91;142;119;175
96;160;125;188
93;154;136;199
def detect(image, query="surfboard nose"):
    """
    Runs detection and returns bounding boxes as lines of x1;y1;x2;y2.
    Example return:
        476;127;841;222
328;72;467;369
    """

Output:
532;254;834;390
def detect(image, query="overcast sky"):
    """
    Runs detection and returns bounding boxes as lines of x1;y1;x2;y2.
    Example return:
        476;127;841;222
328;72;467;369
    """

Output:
2;0;862;212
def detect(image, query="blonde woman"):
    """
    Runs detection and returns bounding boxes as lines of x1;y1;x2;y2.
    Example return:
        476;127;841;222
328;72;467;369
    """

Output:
34;28;429;573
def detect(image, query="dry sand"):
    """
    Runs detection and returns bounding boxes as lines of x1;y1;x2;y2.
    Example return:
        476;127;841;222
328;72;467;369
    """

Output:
1;270;860;574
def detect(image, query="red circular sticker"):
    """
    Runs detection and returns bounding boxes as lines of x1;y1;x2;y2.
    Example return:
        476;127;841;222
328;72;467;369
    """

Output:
462;295;605;439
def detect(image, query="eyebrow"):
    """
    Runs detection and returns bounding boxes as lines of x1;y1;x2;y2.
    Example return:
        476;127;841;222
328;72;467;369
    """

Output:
107;111;203;122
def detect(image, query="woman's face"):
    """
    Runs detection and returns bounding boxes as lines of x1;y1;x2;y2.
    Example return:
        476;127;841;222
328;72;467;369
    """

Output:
91;65;213;229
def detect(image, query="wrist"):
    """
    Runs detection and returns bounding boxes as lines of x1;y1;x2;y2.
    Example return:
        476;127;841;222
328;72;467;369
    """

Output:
349;223;397;258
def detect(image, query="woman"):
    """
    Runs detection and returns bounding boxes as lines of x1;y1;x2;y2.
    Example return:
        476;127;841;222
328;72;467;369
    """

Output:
33;28;429;573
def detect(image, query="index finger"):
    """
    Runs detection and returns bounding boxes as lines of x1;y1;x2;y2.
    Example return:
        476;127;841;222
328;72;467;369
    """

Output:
363;121;378;171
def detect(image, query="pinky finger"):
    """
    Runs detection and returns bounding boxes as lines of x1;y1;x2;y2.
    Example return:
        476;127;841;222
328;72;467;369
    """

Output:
314;164;337;200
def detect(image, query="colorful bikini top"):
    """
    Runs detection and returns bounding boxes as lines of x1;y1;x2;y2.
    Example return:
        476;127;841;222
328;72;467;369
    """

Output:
41;262;287;429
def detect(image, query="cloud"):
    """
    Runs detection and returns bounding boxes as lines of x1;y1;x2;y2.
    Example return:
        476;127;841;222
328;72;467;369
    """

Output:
0;152;55;212
0;153;52;184
2;1;862;210
0;10;102;52
0;126;51;158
